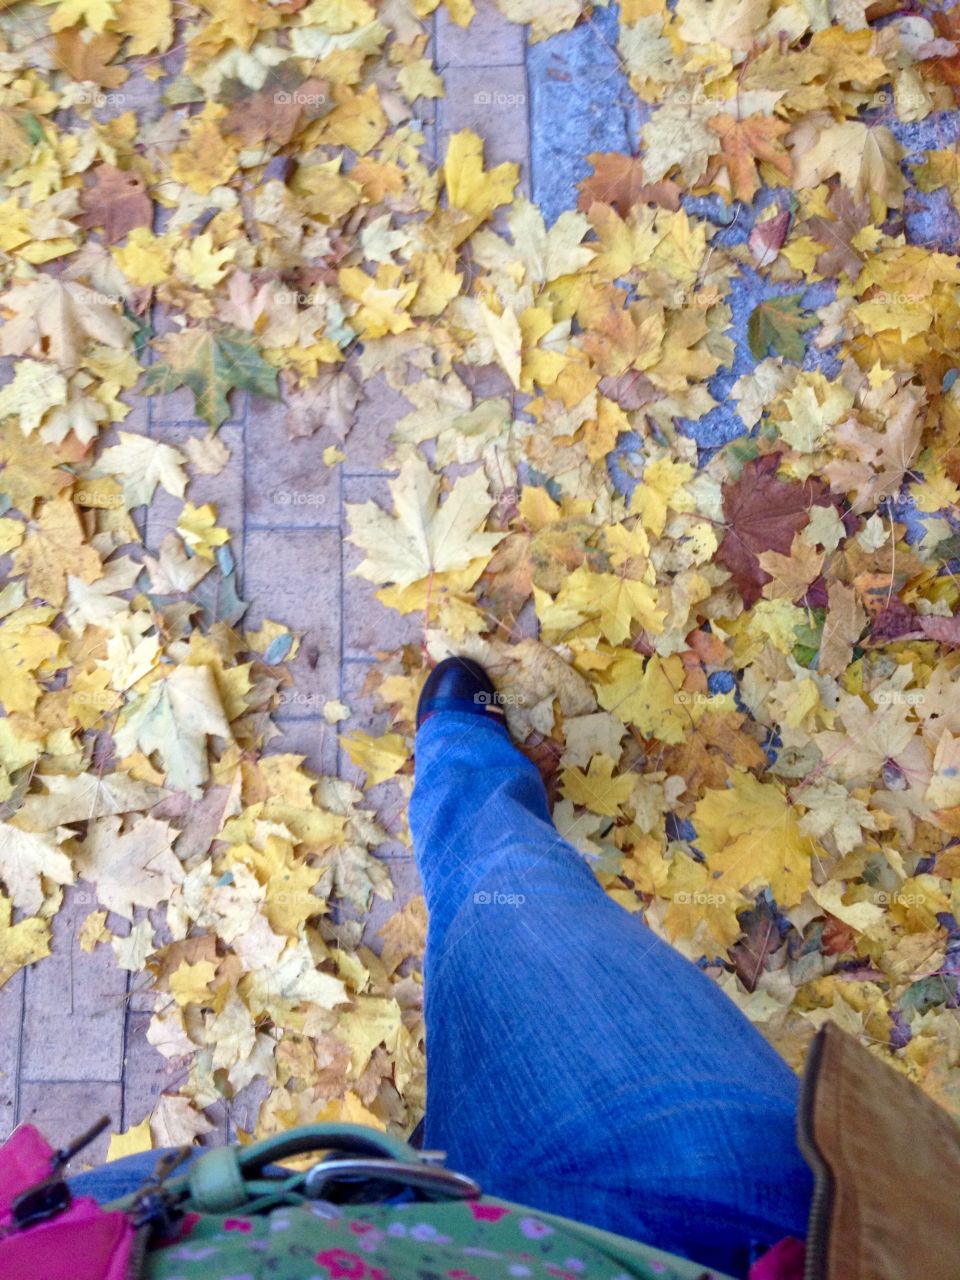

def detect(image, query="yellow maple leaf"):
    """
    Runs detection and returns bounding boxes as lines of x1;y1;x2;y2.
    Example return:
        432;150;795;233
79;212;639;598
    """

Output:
596;652;690;744
791;120;904;210
630;457;695;536
78;910;110;953
114;664;233;795
0;610;61;714
693;770;820;907
170;111;238;195
76;815;182;920
545;564;665;644
176;502;230;560
560;754;635;816
316;1091;386;1130
12;494;102;606
339;265;416;338
443;129;519;220
226;836;324;936
106;1118;152;1162
317;86;388;154
337;994;402;1074
0;894;50;989
110;0;173;54
660;852;745;948
112;227;174;286
41;0;118;34
341;730;407;788
169;958;218;1006
0;820;73;915
173;232;237;289
397;59;444;102
0;359;68;433
478;301;522;388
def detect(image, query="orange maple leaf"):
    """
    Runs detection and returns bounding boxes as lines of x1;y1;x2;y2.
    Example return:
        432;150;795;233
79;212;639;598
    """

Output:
707;113;792;202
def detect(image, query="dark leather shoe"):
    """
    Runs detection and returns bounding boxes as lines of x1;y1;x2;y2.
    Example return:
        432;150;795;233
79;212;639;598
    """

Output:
416;656;507;729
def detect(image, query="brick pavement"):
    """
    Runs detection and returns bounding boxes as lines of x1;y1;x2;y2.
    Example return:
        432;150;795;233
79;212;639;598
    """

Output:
1;1;534;1167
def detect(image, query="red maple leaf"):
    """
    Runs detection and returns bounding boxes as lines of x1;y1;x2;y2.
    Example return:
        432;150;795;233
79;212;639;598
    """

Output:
717;454;832;606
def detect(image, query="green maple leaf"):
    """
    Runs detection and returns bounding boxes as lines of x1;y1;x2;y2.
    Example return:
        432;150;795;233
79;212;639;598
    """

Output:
142;326;278;430
747;294;816;362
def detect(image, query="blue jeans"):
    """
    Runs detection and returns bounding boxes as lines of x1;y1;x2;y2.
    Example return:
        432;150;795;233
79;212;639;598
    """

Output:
409;712;812;1277
72;712;812;1277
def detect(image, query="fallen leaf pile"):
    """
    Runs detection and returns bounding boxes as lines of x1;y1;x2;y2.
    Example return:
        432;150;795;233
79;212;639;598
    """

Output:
3;0;960;1153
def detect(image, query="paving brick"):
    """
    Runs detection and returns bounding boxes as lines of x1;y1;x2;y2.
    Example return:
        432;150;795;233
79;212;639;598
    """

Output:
0;972;23;1136
115;388;150;437
243;529;341;709
126;972;159;1015
21;884;127;1084
121;1006;188;1128
95;70;165;124
149;303;186;340
416;114;438;168
145;424;245;558
338;660;412;857
267;716;339;779
245;395;339;528
342;476;424;660
359;854;423;952
436;0;526;68
338;660;394;770
226;1079;270;1142
437;66;530;189
18;1081;122;1170
345;374;412;475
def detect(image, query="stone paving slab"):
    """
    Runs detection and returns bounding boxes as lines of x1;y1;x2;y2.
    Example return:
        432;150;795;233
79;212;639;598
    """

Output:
146;424;246;559
342;476;425;660
244;397;340;530
435;0;526;69
438;65;531;190
338;659;413;860
19;1081;122;1170
120;1007;187;1133
342;374;411;476
268;715;340;781
0;975;22;1135
243;527;343;711
21;885;127;1085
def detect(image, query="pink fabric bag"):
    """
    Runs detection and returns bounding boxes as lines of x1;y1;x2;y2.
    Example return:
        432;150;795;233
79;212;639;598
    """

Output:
748;1235;806;1280
0;1124;133;1280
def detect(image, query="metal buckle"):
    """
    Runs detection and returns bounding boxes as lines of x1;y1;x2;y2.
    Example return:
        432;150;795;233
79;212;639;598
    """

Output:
303;1156;480;1202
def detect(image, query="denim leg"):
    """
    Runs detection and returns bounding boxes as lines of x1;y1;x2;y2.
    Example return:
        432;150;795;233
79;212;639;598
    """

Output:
68;1149;196;1202
409;713;812;1278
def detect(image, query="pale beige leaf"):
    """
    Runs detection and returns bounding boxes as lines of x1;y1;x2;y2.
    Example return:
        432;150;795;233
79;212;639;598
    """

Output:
345;454;504;588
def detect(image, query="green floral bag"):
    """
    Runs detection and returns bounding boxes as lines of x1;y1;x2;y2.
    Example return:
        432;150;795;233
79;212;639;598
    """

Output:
109;1124;735;1280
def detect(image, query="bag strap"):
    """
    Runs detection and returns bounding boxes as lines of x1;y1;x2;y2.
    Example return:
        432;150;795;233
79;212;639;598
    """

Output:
235;1123;413;1173
106;1124;455;1217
